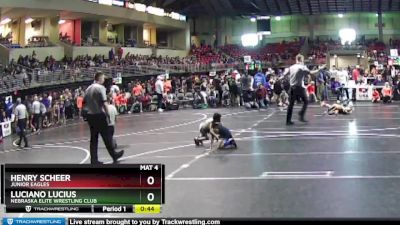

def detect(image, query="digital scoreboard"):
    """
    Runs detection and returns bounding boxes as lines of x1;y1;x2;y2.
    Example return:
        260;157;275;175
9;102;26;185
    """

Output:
0;164;165;214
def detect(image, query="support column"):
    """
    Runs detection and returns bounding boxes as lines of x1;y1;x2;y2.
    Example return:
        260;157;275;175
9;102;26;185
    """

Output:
137;25;144;47
308;15;315;41
74;19;82;46
378;12;383;42
18;19;26;47
98;20;108;44
150;27;157;46
115;24;124;45
215;17;220;48
43;17;59;44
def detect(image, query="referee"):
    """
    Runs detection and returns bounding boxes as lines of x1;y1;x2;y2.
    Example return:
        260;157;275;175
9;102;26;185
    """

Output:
286;54;324;125
84;72;124;164
14;98;29;148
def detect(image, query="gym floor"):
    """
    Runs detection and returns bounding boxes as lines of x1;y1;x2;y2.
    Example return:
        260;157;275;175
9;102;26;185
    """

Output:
1;102;400;218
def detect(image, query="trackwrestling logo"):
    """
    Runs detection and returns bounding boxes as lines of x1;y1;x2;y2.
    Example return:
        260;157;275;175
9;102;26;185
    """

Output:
2;218;65;225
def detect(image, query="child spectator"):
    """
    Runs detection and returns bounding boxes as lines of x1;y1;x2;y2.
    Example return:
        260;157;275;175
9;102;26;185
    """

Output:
107;96;119;149
307;81;318;103
76;93;84;119
256;83;268;108
381;82;393;103
372;89;380;103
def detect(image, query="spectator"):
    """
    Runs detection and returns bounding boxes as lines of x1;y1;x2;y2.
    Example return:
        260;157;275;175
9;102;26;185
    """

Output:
132;82;143;97
307;81;318;103
32;96;41;132
256;83;268;108
352;66;360;83
155;75;165;112
372;89;380;103
76;93;84;118
107;96;118;149
110;81;120;97
381;82;393;103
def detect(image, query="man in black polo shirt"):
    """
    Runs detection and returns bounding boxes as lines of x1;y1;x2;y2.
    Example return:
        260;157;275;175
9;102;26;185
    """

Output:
84;72;124;164
286;55;324;125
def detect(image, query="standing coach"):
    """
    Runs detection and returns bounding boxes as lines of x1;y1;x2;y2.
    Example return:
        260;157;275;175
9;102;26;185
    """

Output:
84;72;124;164
286;54;324;125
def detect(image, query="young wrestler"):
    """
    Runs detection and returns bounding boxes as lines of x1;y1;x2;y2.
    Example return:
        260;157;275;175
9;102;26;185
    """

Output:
194;117;214;146
209;113;237;150
321;101;354;115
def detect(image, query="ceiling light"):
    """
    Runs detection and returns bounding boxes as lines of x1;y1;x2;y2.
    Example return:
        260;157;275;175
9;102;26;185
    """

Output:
134;3;146;12
25;18;34;24
58;19;66;25
338;13;344;18
250;17;256;22
146;6;165;16
275;16;281;21
0;18;12;25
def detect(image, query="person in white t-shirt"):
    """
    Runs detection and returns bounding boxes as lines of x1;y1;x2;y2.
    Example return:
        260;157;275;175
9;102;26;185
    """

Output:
337;69;349;101
155;75;165;112
107;96;119;149
110;82;120;97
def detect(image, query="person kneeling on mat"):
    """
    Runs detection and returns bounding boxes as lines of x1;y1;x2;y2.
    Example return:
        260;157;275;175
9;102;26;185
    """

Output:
209;113;237;150
243;90;259;110
321;101;353;115
194;116;214;146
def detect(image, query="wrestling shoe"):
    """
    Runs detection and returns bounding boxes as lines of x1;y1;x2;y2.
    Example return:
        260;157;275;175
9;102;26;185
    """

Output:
194;138;200;146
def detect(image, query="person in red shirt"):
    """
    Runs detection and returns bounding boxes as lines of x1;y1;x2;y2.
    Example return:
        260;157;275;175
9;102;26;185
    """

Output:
372;89;380;103
113;91;121;109
119;93;128;113
117;47;123;60
307;81;318;103
352;66;360;83
381;82;393;103
76;93;84;119
164;79;172;94
141;93;151;111
132;82;143;97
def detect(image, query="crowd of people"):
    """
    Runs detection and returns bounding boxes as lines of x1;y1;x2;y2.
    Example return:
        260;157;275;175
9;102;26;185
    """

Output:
1;54;400;150
2;38;400;121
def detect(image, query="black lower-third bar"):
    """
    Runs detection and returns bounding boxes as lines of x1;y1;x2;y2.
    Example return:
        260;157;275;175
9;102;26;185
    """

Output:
67;218;335;225
6;205;92;213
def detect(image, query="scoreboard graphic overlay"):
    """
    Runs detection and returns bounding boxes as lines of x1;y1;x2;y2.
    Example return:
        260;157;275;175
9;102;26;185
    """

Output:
0;164;165;214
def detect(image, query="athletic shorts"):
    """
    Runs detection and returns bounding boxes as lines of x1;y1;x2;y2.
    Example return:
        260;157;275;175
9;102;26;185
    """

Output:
200;127;209;137
223;138;234;147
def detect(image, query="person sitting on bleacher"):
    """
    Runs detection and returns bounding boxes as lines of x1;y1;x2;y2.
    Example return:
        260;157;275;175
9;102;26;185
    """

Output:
166;91;179;110
129;94;143;113
381;82;393;103
141;93;152;111
119;92;128;113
